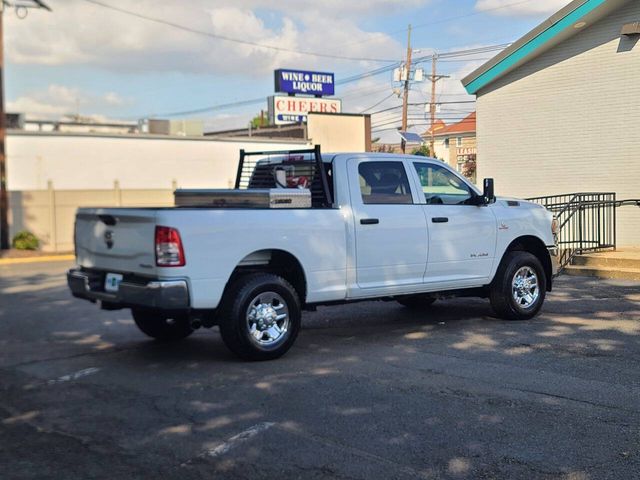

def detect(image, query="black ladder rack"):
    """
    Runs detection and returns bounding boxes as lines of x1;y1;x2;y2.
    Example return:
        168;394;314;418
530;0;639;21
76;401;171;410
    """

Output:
234;144;333;208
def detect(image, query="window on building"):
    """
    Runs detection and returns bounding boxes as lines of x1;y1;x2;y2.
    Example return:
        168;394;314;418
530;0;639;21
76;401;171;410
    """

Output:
359;161;413;205
456;137;462;147
413;162;472;205
444;138;450;148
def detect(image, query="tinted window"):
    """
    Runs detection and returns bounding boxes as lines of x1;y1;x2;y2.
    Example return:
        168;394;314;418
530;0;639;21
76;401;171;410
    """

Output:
413;163;472;205
359;162;413;205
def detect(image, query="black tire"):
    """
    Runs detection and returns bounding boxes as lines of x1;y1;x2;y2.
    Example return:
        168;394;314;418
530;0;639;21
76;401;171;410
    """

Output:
396;294;437;309
490;251;546;320
218;273;301;361
131;308;194;341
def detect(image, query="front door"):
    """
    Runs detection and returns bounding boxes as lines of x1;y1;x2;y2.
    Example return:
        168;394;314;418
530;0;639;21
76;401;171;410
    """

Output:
348;158;428;290
412;161;497;285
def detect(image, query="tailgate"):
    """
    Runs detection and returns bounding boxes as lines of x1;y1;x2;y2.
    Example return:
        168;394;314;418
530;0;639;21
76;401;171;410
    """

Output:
75;208;158;276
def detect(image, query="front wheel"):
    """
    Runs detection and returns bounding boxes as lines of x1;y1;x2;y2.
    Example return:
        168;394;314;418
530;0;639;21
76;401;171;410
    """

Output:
490;251;546;320
218;273;301;361
131;308;194;341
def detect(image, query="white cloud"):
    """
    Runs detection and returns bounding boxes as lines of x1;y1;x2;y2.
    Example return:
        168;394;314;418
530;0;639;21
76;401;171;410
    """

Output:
475;0;573;17
7;84;130;119
4;0;423;75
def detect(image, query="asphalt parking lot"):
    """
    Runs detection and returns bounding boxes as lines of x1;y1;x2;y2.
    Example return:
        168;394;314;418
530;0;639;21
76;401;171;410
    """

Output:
1;261;639;479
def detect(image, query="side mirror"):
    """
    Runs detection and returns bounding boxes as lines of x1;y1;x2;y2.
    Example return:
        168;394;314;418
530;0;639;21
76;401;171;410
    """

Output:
483;178;495;204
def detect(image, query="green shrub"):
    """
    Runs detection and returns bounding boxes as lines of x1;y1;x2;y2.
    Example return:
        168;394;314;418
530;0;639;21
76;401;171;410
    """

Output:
12;231;40;251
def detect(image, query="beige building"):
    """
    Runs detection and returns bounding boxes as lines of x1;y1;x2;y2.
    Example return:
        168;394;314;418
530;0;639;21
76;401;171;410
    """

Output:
7;132;310;252
463;0;640;246
5;112;372;251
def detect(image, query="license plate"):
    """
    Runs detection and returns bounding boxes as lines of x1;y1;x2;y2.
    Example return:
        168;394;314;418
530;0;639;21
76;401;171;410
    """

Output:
104;273;123;293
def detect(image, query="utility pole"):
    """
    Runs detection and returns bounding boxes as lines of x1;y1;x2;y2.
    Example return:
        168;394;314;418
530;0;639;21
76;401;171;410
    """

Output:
0;2;7;249
428;53;449;158
0;0;51;250
400;24;412;153
429;54;437;158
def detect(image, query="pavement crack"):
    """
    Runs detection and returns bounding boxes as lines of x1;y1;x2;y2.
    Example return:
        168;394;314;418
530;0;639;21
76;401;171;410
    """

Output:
276;423;430;479
375;355;640;415
0;402;93;446
2;344;139;370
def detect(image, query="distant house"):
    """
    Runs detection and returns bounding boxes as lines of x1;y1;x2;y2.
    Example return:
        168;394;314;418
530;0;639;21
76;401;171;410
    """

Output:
462;0;640;245
422;112;477;182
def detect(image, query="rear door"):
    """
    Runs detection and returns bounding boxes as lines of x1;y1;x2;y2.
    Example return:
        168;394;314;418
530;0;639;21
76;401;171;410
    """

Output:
75;208;158;276
347;158;428;290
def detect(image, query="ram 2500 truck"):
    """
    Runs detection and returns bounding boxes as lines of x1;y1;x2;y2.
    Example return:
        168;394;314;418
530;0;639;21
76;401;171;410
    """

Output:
68;147;558;360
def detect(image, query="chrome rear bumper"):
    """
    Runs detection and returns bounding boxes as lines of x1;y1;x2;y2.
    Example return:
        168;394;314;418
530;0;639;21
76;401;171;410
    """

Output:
67;269;190;309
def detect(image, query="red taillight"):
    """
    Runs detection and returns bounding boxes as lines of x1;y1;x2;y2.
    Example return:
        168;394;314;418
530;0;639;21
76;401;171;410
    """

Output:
155;226;185;267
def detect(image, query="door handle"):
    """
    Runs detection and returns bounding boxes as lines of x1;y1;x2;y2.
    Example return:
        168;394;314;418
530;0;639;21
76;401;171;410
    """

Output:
360;218;380;225
432;217;449;223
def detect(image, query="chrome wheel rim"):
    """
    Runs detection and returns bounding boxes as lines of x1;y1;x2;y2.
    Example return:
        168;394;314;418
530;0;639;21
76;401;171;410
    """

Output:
246;292;290;347
512;266;540;309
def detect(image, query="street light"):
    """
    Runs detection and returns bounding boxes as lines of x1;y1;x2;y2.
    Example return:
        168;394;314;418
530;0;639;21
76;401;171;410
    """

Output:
0;0;52;250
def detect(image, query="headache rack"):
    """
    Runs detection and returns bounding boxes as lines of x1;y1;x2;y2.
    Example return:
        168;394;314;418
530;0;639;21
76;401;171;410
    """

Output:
235;145;333;208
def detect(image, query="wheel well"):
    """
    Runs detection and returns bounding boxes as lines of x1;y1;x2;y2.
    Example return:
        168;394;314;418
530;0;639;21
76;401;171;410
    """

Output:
504;236;552;291
229;249;307;303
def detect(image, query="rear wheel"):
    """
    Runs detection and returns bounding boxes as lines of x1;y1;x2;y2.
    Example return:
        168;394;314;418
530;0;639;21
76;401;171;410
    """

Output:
218;273;301;361
131;308;194;341
396;294;437;309
490;251;546;320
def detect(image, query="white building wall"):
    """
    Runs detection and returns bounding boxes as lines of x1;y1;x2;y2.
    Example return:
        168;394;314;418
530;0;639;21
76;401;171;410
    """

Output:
307;113;370;152
476;0;640;246
7;132;309;191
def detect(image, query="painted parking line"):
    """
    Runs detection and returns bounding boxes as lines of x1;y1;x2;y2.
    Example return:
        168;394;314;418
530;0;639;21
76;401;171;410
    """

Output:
181;421;276;466
46;367;101;386
205;422;276;458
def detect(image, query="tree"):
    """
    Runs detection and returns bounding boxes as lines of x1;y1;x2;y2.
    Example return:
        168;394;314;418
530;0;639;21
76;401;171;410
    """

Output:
250;112;267;128
462;157;477;179
411;145;431;157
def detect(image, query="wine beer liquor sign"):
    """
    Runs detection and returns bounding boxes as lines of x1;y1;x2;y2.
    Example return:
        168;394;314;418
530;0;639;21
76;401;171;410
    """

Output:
269;69;341;125
274;69;335;96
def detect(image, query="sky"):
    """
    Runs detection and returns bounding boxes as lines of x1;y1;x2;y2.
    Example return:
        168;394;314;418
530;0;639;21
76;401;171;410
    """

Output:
5;0;573;140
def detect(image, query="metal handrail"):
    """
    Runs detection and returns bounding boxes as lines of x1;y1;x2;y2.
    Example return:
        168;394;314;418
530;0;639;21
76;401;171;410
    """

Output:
526;193;619;272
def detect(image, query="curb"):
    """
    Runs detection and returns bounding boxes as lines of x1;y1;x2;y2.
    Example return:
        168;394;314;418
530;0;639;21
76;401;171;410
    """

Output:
0;254;75;266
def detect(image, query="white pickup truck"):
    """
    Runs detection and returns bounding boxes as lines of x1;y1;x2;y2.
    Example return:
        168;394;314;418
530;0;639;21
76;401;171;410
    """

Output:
68;147;558;360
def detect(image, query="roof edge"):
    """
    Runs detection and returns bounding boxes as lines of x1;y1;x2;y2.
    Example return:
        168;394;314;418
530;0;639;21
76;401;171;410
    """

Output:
462;0;605;94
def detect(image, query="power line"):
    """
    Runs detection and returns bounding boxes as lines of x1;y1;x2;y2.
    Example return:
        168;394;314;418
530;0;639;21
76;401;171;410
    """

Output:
146;97;268;119
360;93;395;114
412;0;534;33
341;84;394;100
369;100;476;115
337;0;533;48
80;0;398;63
372;115;476;129
135;42;505;119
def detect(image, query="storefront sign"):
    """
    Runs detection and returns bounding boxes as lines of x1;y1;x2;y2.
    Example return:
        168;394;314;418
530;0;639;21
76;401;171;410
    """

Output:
274;69;335;96
268;95;342;125
457;147;477;156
